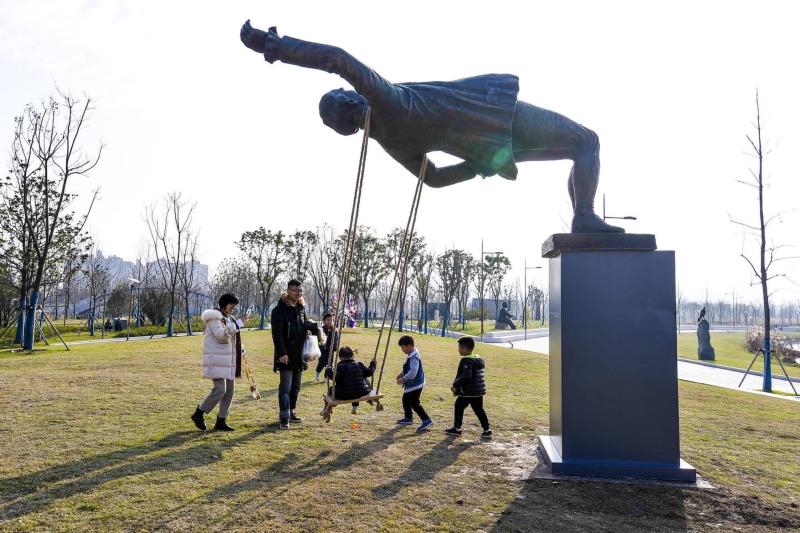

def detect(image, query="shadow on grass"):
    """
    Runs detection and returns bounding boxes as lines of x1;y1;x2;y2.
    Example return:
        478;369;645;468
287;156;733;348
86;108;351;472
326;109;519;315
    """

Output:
208;425;405;500
491;474;800;532
145;425;407;529
0;427;275;521
491;477;690;532
372;437;476;499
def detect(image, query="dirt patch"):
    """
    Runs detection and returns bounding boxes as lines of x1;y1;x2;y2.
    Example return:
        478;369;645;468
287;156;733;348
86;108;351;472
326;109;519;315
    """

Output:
489;436;539;481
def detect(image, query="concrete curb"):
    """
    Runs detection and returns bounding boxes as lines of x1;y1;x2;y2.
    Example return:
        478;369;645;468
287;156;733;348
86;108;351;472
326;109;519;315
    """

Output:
677;357;800;385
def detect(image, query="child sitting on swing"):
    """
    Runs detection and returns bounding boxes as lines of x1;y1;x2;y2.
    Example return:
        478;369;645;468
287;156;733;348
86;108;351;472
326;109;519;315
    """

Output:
325;346;377;414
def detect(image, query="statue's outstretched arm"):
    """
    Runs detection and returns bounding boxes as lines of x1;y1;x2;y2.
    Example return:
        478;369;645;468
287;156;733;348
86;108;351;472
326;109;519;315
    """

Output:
240;21;396;106
394;153;478;189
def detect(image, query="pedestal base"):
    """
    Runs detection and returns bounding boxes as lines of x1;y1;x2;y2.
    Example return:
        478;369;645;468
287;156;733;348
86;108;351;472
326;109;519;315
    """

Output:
539;435;696;482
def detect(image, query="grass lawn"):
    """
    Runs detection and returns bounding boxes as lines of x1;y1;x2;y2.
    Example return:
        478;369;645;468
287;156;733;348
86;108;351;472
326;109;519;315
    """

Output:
678;331;800;379
1;330;799;531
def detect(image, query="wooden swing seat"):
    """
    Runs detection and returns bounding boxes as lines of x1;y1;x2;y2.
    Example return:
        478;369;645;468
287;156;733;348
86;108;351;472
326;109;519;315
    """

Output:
323;390;383;407
321;389;384;422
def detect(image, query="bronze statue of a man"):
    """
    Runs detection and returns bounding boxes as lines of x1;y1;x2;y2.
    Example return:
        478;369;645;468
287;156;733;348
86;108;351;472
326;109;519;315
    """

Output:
240;21;623;233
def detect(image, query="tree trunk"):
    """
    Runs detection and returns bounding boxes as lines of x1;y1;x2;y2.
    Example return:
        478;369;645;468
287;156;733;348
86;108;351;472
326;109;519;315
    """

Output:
15;294;26;345
89;295;96;337
167;299;175;337
22;291;39;350
185;298;193;336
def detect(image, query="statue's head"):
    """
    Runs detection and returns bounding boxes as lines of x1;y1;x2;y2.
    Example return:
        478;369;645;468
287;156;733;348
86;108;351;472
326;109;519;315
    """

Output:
319;88;367;136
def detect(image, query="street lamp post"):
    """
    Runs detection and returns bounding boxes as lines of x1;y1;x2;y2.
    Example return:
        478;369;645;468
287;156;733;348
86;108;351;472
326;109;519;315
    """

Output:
523;259;543;340
479;239;503;342
127;278;140;341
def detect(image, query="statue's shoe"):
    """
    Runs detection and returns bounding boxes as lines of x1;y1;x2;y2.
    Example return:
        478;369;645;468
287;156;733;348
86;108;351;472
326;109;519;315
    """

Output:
571;213;625;234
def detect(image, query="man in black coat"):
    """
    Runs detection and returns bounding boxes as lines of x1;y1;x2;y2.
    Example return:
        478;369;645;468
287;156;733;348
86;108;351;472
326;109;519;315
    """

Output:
497;302;517;330
271;279;319;429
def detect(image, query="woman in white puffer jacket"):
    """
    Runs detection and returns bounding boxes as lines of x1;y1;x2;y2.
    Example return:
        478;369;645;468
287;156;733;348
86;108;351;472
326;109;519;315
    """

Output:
191;293;241;431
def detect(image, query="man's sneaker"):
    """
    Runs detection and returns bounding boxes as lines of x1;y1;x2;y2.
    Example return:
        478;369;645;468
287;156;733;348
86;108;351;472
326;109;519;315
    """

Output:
315;372;321;382
279;417;290;430
396;417;414;425
481;429;493;440
444;427;462;436
289;413;303;423
417;419;434;432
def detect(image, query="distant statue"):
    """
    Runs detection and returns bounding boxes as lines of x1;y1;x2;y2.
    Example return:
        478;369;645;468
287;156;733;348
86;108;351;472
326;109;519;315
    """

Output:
496;302;517;330
697;306;715;361
239;21;624;234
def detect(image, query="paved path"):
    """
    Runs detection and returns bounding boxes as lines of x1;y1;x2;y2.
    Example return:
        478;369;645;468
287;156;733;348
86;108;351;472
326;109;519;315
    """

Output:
498;336;800;403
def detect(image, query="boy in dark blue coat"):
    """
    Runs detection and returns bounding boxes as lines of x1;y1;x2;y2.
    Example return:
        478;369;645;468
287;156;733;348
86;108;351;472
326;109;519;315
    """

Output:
445;336;492;439
325;346;376;414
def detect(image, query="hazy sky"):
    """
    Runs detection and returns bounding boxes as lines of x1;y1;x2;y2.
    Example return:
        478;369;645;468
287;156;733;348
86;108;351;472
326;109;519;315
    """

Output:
1;0;798;304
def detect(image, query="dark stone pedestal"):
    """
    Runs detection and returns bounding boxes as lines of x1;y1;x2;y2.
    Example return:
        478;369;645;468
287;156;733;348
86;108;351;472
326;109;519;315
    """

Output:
538;235;695;482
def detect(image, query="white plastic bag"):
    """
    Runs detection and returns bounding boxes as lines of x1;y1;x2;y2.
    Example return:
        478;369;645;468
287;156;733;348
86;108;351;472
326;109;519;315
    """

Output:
302;334;321;362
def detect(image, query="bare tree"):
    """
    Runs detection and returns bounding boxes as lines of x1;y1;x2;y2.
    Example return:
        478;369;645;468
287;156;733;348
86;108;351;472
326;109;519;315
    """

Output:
730;91;799;392
236;227;290;329
129;241;154;326
1;91;100;348
178;232;200;334
485;254;512;319
209;256;259;315
288;230;318;283
0;260;18;328
81;247;111;335
60;247;86;325
146;192;196;337
436;249;470;335
454;252;476;329
308;224;338;317
339;226;391;328
385;228;426;330
411;251;435;333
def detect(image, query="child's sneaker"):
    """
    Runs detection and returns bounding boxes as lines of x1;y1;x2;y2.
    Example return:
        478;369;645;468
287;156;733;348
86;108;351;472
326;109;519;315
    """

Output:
396;417;414;425
444;427;462;436
481;429;493;440
417;419;434;432
351;406;359;415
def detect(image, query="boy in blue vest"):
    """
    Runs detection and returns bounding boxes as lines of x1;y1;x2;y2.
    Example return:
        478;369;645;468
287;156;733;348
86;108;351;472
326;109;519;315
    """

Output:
395;335;433;432
445;336;492;440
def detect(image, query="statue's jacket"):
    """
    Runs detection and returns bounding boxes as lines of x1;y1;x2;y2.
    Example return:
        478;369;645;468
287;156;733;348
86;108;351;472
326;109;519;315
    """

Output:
278;36;519;180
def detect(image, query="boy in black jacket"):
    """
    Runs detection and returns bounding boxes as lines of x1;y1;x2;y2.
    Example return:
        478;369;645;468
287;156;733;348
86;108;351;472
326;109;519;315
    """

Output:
445;336;492;439
325;346;376;414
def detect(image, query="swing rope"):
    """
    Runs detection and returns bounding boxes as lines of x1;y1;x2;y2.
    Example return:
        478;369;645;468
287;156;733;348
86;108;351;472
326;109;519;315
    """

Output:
326;107;372;401
370;156;427;394
321;110;428;418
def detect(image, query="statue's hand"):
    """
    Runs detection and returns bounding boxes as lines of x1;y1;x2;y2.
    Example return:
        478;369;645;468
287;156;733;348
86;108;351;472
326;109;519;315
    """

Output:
240;20;267;52
240;20;281;62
